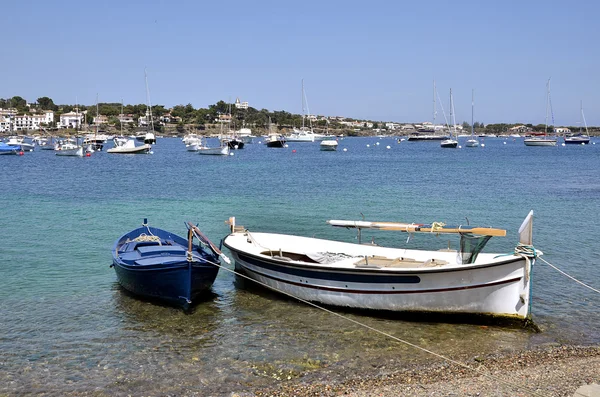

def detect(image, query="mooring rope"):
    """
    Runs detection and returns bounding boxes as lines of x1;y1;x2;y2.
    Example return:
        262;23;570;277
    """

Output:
197;255;548;397
539;257;600;294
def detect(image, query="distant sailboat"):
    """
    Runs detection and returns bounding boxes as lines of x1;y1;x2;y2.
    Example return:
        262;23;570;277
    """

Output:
465;89;480;148
524;78;557;147
408;80;447;141
440;89;458;148
564;101;590;145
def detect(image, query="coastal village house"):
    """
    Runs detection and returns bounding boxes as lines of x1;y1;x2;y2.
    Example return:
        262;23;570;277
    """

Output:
0;116;10;132
509;125;532;134
138;111;155;127
554;127;571;134
118;114;135;124
93;115;109;125
216;114;232;123
59;111;83;129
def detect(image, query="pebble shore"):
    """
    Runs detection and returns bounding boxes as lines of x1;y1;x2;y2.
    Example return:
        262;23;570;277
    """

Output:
246;345;599;397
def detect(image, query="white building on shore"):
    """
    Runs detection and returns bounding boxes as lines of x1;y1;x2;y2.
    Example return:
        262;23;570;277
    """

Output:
59;111;83;129
234;97;248;110
0;116;11;132
12;111;54;131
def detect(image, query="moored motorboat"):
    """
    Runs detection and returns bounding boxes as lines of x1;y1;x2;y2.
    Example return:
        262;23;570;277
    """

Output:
107;138;151;154
319;139;338;151
111;219;227;309
223;211;538;320
265;134;286;148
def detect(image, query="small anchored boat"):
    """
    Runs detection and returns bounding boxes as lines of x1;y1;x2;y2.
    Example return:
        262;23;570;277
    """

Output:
223;211;538;320
111;219;228;309
320;139;338;151
107;138;151;154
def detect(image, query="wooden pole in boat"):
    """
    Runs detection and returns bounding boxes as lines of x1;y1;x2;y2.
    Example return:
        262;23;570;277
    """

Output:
327;220;506;237
187;228;193;261
187;222;223;256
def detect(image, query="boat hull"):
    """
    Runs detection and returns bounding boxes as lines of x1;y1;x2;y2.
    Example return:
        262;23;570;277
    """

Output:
55;147;84;156
408;135;449;141
197;146;230;155
112;225;220;308
440;139;458;148
224;232;533;319
524;138;557;146
266;140;286;148
465;139;479;147
564;135;590;145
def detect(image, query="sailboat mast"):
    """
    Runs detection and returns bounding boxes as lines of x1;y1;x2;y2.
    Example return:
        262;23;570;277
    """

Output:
145;68;154;133
301;79;305;129
120;99;123;135
433;79;436;126
544;78;550;136
449;88;454;137
471;89;474;136
95;93;99;138
581;101;589;135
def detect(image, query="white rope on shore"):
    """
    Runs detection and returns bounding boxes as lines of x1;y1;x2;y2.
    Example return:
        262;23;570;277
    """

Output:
540;257;600;294
202;257;548;397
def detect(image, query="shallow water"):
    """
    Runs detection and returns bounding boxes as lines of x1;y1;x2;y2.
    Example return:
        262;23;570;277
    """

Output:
1;136;599;395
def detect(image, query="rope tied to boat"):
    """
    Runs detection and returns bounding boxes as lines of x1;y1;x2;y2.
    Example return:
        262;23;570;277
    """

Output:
430;221;445;235
132;233;162;244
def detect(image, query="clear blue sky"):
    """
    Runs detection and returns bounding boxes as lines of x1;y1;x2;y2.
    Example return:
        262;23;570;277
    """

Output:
3;0;599;126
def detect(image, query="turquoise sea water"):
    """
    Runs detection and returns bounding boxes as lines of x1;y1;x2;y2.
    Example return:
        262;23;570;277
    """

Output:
1;136;599;395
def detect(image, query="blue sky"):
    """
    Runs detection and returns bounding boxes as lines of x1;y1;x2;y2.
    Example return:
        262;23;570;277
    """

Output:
3;0;599;126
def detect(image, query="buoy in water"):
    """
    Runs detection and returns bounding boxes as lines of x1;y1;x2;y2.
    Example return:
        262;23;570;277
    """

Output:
386;145;391;149
366;144;370;148
343;148;347;152
86;152;91;157
19;151;24;156
292;149;296;153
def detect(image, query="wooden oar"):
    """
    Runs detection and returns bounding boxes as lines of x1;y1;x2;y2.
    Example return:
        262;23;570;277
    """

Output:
327;220;506;237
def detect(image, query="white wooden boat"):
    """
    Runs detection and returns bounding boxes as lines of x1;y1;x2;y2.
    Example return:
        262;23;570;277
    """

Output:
55;139;84;157
197;140;230;156
107;138;151;154
320;139;338;151
223;211;538;320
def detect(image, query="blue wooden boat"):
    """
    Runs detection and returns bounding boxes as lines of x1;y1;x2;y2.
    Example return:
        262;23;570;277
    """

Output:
111;219;228;309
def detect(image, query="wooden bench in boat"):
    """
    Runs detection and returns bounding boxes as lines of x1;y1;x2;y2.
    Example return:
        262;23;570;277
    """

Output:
353;256;448;268
259;250;448;269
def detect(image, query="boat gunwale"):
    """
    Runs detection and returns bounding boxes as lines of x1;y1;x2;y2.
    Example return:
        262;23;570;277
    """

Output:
223;232;525;275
